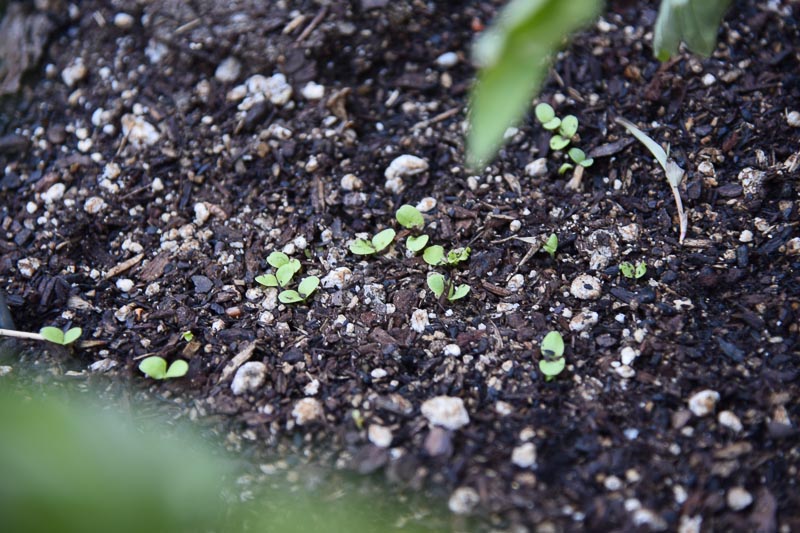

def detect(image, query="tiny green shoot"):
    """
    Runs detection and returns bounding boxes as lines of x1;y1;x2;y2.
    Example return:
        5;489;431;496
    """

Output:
139;356;189;380
396;205;425;230
539;330;565;381
349;228;396;255
39;326;82;346
278;275;320;304
182;331;194;342
427;273;470;302
568;147;594;168
620;261;647;280
256;253;302;288
543;233;558;259
446;247;471;265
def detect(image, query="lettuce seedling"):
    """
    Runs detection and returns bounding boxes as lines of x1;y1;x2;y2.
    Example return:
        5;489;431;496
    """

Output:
539;330;565;381
256;251;302;288
406;235;429;253
423;245;471;267
427;273;470;302
278;276;320;304
619;261;647;280
181;331;194;342
349;228;396;255
542;233;558;259
40;326;82;346
139;356;189;380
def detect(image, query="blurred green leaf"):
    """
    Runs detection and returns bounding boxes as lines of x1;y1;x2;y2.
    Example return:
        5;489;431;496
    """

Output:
541;330;565;359
534;102;555;123
423;245;445;266
164;359;189;379
467;0;601;168
559;115;579;138
448;284;470;301
653;0;732;60
407;235;429;253
139;356;167;379
279;290;304;303
349;239;376;255
549;135;570;151
39;326;65;345
255;274;279;287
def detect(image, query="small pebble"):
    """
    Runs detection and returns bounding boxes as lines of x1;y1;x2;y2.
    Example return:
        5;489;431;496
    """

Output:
618;223;641;242
620;346;638;366
321;267;353;290
384;154;428;181
368;425;393;448
421;396;469;430
615;365;636;379
443;344;461;357
688;389;720;417
410;309;429;333
726;487;753;511
569;310;599;332
701;73;716;86
509;219;521;232
301;81;325;100
215;56;242;83
739;230;753;243
121;114;160;147
718;410;743;432
194;202;210;225
435;51;459;68
604;475;623;491
511;442;537;468
525;158;548;177
62;59;87;87
231;362;267;395
570;274;602;300
292;397;323;425
115;278;134;292
113;12;135;29
787;110;800;128
415;197;437;213
507;273;525;293
448;486;480;515
42;183;66;204
0;366;12;377
84;196;107;214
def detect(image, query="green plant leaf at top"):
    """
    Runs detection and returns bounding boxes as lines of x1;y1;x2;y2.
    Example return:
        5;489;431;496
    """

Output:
549;135;570;151
423;245;445;266
539;357;565;380
653;0;732;61
267;251;290;269
619;262;635;279
427;273;445;298
534;102;555;123
407;235;429;253
466;0;602;168
255;274;279;287
139;356;167;380
298;276;320;298
568;147;586;164
448;284;471;301
541;330;564;358
164;360;189;379
635;261;647;279
396;205;425;230
371;228;396;253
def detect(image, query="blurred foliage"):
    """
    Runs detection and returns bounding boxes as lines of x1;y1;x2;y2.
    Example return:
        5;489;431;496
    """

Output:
653;0;733;60
0;380;450;533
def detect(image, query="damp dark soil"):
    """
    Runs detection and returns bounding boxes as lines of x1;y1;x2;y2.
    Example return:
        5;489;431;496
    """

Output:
1;0;799;531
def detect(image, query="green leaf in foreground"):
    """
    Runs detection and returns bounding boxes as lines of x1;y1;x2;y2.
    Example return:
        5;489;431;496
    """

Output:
423;245;445;266
164;360;189;379
467;0;601;168
298;276;320;298
371;228;396;253
139;356;189;380
653;0;732;61
534;102;555;123
349;239;376;255
396;205;425;230
448;284;470;301
406;235;429;253
539;357;566;381
427;273;445;298
559;115;579;139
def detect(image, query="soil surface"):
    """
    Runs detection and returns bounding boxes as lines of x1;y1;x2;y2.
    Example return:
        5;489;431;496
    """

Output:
1;0;799;531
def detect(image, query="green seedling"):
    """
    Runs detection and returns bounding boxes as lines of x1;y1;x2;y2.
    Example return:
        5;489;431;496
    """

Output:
427;273;470;302
542;233;558;259
619;261;647;280
396;205;425;230
349;228;396;255
181;331;194;342
535;103;561;131
278;275;320;304
40;326;82;346
549;114;579;151
559;146;595;175
406;234;429;253
139;356;189;380
539;330;565;381
423;245;471;267
256;252;302;288
616;117;687;243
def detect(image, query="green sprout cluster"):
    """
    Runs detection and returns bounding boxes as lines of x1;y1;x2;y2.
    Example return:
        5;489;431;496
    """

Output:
539;330;566;381
619;261;647;280
349;204;471;304
535;103;594;175
255;251;319;304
